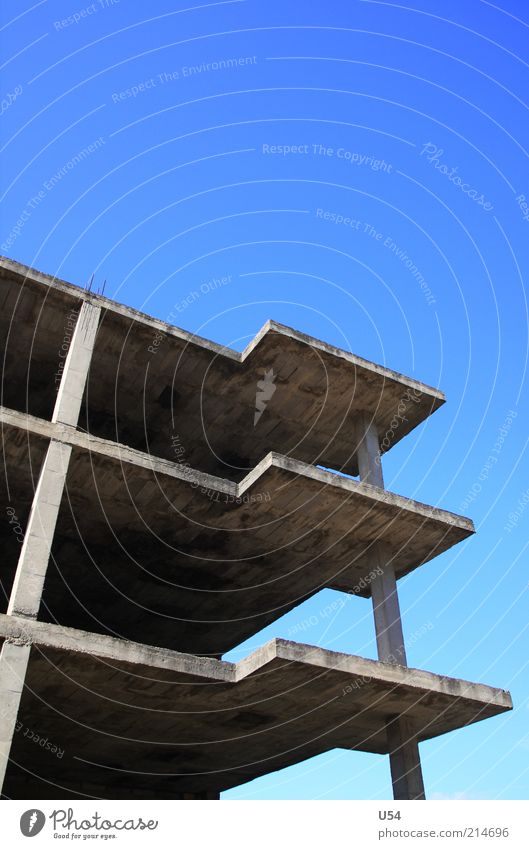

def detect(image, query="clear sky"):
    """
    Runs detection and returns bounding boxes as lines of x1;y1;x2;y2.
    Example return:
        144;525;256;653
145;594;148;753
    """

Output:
1;0;528;800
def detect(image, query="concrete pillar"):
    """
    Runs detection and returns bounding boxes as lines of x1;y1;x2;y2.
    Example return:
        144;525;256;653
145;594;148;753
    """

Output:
355;412;384;488
53;300;100;427
386;716;426;801
7;301;100;619
355;412;425;801
368;543;407;665
0;641;31;791
7;440;72;618
1;301;100;794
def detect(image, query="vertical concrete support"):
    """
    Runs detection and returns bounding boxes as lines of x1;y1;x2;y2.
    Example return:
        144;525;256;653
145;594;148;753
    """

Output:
355;412;384;488
0;641;31;791
355;412;425;801
7;301;100;620
369;543;407;665
386;716;426;801
53;301;100;427
1;301;100;794
7;440;72;618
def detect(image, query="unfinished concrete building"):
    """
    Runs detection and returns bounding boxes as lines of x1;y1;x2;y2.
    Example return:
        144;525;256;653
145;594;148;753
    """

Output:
0;256;511;800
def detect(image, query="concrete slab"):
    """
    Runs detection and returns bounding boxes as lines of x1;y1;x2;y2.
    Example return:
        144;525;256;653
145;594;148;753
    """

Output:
1;411;474;656
0;616;511;799
0;256;444;480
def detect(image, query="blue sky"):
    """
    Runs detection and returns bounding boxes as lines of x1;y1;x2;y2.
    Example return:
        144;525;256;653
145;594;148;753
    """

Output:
1;0;528;800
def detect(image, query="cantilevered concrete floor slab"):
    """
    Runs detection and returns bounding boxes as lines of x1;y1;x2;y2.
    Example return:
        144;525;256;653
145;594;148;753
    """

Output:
0;616;511;799
0;256;444;479
1;409;473;656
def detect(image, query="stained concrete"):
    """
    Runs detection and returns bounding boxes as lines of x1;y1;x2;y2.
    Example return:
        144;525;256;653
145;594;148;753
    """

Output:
0;616;511;799
1;408;473;657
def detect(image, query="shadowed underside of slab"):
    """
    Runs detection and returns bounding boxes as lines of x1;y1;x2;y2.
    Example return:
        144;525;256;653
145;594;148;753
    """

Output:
0;257;444;480
0;618;511;799
0;414;473;656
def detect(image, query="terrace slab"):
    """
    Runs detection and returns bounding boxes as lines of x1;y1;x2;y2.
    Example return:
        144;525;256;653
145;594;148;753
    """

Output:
0;256;444;480
1;410;473;656
0;616;511;800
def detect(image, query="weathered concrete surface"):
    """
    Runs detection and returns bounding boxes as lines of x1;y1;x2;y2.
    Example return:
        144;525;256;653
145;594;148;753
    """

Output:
0;640;30;790
7;440;72;618
0;616;512;799
52;302;100;427
0;256;444;480
7;301;99;620
1;410;474;656
386;715;425;801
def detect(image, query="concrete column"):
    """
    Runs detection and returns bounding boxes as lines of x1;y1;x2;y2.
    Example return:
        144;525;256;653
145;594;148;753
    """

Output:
355;412;425;801
7;301;99;619
0;641;31;790
1;301;100;795
53;300;100;426
386;716;426;801
7;440;72;618
355;412;384;488
368;543;407;665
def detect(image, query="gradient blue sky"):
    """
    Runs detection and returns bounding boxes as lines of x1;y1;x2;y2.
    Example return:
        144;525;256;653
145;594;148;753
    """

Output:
1;0;528;800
